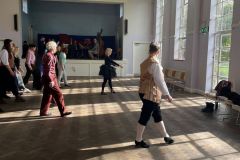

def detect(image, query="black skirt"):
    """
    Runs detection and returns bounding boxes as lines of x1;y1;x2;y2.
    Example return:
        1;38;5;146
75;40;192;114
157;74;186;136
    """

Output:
99;64;116;79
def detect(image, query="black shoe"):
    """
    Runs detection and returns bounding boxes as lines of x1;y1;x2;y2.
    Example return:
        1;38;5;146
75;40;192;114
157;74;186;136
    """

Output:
164;137;174;144
40;112;52;117
101;92;107;95
135;140;149;148
111;90;116;93
61;111;72;117
65;84;71;87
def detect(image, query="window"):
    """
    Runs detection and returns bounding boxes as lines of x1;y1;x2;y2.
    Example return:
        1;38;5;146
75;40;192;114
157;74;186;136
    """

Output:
23;0;28;14
174;0;188;60
155;0;164;42
212;0;233;88
155;0;164;60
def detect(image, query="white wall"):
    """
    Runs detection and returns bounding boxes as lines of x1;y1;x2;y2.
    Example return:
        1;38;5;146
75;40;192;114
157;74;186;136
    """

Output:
0;0;22;50
20;0;154;77
123;0;154;76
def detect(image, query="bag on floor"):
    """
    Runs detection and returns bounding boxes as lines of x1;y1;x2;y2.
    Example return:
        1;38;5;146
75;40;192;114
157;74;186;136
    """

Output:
229;92;240;105
201;102;214;113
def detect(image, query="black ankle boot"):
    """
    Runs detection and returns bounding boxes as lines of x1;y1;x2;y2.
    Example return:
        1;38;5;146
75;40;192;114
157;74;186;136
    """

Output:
135;140;149;148
164;137;174;144
101;91;107;95
202;102;214;113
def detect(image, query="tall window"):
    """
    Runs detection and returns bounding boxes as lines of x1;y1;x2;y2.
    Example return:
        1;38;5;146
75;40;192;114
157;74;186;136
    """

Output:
174;0;188;60
155;0;164;43
212;0;234;88
22;0;28;14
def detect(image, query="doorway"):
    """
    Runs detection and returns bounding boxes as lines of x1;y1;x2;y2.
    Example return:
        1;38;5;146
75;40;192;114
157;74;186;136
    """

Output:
133;42;150;76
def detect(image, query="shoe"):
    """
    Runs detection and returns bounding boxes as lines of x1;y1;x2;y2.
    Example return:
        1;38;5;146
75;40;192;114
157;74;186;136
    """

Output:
15;96;25;102
135;140;150;148
23;88;31;93
101;92;107;95
65;84;71;87
3;94;11;99
40;112;52;116
61;111;72;117
111;90;116;93
164;137;174;144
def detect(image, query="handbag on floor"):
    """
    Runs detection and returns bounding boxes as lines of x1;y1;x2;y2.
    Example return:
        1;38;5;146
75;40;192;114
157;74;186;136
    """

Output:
201;102;214;113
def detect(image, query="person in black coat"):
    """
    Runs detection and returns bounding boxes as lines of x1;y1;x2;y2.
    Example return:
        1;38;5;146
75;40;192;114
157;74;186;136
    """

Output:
100;48;122;95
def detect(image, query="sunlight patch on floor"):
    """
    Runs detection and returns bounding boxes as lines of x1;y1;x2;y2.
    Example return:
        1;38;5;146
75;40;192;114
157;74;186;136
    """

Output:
80;132;239;160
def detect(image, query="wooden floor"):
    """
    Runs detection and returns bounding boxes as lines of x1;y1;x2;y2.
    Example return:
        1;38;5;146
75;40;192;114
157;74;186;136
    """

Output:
0;77;240;160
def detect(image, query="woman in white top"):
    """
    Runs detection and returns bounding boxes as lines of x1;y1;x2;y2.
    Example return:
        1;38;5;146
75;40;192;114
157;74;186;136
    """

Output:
0;39;25;102
12;45;31;93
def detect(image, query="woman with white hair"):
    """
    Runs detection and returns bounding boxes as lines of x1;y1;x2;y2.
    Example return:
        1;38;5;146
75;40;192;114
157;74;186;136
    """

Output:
100;48;123;95
40;41;71;117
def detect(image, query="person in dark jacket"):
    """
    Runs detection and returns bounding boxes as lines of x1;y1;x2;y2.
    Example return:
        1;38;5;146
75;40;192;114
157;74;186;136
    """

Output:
100;48;122;95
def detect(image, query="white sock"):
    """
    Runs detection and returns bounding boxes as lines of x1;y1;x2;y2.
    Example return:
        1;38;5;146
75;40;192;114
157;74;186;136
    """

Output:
155;121;170;138
136;123;145;142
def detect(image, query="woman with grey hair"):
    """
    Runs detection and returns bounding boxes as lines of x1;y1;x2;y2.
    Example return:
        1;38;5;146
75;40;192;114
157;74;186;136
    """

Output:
100;48;123;95
40;41;71;117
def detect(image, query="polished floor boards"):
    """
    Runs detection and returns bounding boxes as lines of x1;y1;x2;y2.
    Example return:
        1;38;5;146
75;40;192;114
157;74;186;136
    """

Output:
0;77;239;160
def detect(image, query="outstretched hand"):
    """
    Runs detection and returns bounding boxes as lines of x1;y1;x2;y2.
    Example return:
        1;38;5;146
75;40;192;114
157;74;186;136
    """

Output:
49;81;55;88
163;95;173;102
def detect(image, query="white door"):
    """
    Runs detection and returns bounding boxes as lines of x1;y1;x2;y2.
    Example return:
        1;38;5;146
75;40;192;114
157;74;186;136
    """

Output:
133;42;150;76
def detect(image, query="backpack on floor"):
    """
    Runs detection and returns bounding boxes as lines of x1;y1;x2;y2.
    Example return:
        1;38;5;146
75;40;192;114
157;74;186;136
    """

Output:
202;102;214;113
229;92;240;106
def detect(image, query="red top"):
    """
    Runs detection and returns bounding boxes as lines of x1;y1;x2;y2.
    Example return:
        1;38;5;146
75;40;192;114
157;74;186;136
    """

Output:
42;52;56;82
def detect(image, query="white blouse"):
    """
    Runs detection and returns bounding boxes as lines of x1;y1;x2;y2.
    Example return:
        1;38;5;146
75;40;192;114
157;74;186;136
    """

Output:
148;60;170;96
0;49;9;66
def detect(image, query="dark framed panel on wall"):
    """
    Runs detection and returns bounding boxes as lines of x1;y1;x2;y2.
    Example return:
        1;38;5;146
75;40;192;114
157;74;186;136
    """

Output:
14;14;18;31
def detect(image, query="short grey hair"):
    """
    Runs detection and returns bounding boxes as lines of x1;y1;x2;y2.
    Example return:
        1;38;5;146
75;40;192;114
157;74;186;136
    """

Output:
46;41;57;51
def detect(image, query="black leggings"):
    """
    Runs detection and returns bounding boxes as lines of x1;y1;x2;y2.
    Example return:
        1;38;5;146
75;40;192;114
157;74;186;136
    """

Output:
138;93;162;126
101;78;112;91
23;64;33;85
